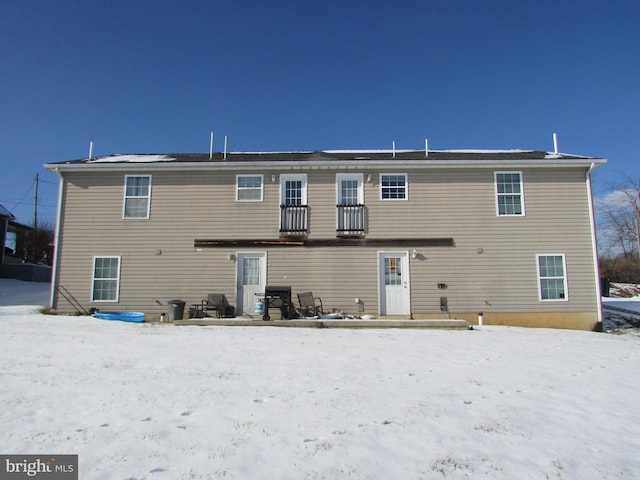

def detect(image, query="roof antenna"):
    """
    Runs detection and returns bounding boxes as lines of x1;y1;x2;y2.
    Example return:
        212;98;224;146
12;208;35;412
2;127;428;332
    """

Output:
553;132;559;154
425;138;429;158
88;141;94;160
209;131;214;160
223;135;228;160
392;141;396;158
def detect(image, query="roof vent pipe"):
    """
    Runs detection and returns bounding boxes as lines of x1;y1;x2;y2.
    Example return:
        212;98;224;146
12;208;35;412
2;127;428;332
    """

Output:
88;141;93;160
553;132;559;154
425;138;429;158
224;135;228;160
209;132;214;160
392;141;396;158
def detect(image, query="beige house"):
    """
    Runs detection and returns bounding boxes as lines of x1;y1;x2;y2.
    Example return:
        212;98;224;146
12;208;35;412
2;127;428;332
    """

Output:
45;149;606;329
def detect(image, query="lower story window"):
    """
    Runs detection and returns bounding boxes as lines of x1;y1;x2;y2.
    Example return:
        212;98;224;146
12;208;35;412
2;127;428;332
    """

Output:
92;256;121;301
537;254;567;301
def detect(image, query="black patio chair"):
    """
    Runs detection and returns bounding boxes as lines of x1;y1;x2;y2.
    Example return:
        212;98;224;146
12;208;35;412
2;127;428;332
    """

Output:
201;293;229;318
297;292;324;317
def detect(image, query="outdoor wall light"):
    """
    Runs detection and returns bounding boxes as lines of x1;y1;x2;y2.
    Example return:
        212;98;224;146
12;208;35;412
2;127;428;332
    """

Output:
227;253;236;261
412;249;418;259
271;174;277;183
366;174;373;182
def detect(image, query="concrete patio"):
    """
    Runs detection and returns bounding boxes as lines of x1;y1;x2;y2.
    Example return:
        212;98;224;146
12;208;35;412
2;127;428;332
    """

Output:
172;317;470;329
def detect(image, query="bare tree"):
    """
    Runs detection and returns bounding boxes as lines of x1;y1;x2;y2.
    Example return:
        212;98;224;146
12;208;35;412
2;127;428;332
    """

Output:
596;174;640;259
16;218;55;265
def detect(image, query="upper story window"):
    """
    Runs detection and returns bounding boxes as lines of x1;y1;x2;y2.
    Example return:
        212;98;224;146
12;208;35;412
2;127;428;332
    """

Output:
92;256;121;302
536;254;568;301
123;175;151;219
495;172;524;216
380;173;408;200
236;175;264;202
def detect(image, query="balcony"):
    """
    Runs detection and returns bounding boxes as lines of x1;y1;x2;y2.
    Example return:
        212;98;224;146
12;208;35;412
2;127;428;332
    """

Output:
337;204;366;236
280;205;308;236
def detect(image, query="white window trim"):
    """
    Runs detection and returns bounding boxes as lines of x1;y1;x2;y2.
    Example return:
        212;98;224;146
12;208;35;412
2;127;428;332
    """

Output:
123;174;152;219
279;174;308;205
236;174;264;202
91;255;121;302
536;253;569;302
379;173;408;201
494;171;525;216
336;173;364;205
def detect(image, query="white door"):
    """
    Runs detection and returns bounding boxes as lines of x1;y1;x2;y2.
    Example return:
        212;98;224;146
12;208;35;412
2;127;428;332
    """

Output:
379;252;410;315
336;173;364;233
236;252;266;316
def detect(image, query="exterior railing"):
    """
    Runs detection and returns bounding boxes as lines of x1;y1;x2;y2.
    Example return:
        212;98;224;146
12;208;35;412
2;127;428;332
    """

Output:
280;205;308;235
336;204;366;236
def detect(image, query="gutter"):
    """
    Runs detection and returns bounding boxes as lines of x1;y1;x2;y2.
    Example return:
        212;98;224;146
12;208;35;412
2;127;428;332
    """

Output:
586;162;603;326
49;169;65;310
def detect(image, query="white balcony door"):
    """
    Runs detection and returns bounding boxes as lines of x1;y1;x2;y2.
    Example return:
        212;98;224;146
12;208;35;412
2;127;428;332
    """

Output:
336;173;363;205
378;252;410;316
236;252;266;316
336;173;364;232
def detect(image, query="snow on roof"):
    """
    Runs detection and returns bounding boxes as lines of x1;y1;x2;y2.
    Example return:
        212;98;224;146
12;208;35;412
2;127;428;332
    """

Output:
88;154;176;163
438;149;535;154
322;149;417;154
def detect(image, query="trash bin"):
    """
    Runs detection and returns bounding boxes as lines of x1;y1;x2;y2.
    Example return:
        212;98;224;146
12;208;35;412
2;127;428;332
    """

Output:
600;278;611;297
168;300;186;321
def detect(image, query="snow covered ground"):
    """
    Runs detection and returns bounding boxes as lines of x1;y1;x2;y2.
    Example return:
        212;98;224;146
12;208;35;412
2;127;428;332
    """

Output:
1;279;639;479
602;283;640;331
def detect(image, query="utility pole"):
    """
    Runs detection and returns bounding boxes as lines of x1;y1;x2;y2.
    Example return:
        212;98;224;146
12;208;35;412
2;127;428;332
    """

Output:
635;192;640;260
34;173;39;232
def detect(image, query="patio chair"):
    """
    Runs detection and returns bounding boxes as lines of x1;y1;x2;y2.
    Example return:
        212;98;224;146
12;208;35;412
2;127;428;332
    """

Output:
297;292;324;317
201;293;229;318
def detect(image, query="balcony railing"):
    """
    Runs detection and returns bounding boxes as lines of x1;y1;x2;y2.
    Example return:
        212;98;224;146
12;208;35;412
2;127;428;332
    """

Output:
337;204;366;236
280;205;308;235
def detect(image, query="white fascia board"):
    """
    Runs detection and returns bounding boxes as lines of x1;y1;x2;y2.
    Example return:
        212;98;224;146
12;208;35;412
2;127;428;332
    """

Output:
44;157;607;173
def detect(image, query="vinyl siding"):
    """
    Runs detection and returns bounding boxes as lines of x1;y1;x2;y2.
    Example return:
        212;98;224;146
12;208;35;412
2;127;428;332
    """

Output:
53;166;599;327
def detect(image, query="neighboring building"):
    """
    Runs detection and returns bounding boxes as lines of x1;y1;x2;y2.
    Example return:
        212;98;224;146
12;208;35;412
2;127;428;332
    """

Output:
0;203;32;265
45;148;606;329
0;203;15;265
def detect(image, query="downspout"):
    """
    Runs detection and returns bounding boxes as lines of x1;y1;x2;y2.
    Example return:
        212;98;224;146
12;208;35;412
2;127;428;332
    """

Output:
49;170;65;310
586;163;603;326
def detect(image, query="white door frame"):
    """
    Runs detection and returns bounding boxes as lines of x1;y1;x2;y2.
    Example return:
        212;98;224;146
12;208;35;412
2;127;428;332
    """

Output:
235;252;267;316
377;251;411;316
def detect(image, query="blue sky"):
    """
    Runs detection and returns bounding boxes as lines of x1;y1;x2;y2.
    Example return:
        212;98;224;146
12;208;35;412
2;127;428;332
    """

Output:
1;0;638;225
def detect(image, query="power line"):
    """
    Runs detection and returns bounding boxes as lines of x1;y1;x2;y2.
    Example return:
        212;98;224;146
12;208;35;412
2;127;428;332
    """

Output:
4;183;34;213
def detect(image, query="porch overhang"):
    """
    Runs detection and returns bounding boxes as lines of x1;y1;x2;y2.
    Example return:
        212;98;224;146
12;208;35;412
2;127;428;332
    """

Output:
194;238;455;248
